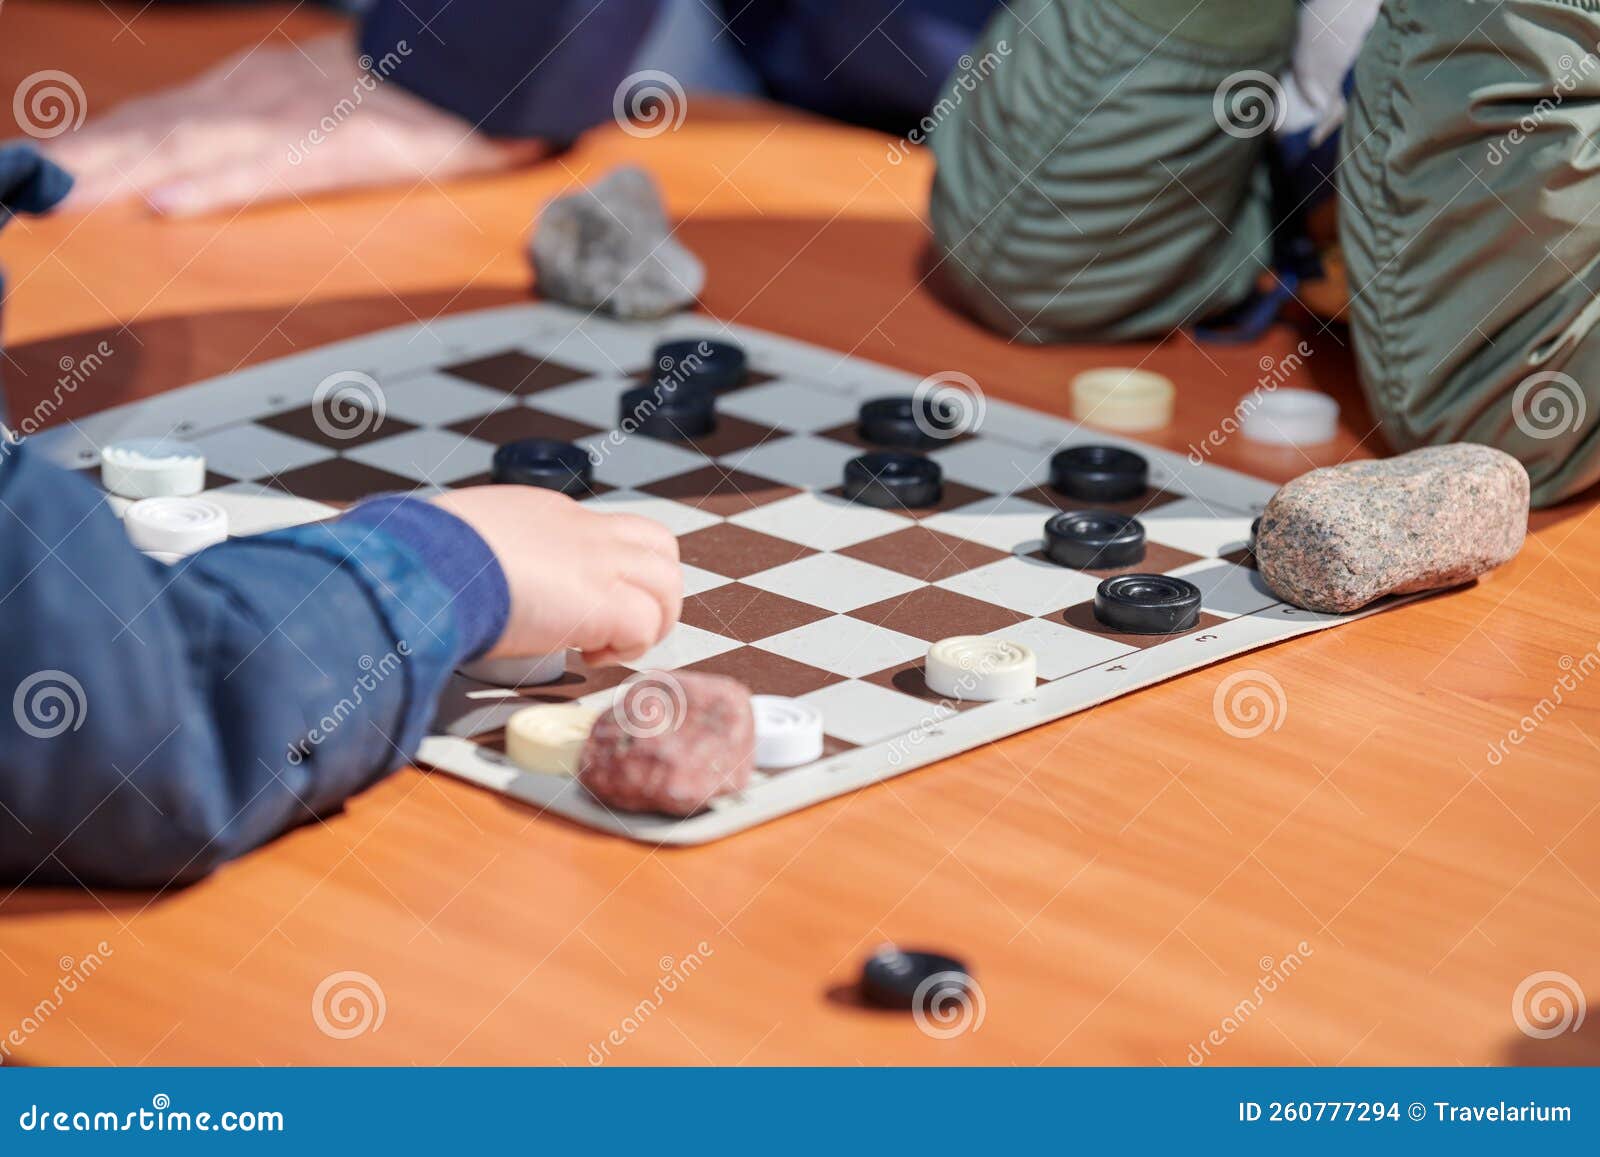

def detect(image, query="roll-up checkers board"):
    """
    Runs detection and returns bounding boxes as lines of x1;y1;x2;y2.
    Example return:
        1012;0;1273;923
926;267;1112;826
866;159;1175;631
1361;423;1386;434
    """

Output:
29;303;1417;845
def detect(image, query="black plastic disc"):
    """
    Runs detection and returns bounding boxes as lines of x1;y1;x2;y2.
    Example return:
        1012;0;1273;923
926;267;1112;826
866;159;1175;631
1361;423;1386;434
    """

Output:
652;338;747;395
1249;516;1261;547
857;395;959;449
843;452;942;509
1093;573;1202;634
860;945;973;1012
620;381;716;441
1044;511;1146;570
1050;444;1148;502
490;438;594;495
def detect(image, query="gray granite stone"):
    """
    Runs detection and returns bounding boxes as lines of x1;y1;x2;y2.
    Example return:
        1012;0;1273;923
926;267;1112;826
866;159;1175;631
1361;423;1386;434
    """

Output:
1257;444;1529;613
529;165;704;319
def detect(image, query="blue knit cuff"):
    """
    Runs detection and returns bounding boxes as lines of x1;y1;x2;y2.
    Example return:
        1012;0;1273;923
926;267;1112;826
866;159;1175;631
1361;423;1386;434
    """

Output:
340;495;510;662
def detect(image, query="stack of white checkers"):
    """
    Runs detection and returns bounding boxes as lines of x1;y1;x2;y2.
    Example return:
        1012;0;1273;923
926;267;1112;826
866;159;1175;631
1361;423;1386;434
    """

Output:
101;438;228;564
491;638;1035;783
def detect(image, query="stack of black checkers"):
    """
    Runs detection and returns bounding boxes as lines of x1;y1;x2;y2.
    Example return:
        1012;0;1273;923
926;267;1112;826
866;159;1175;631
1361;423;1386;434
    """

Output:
1041;445;1202;634
841;396;950;510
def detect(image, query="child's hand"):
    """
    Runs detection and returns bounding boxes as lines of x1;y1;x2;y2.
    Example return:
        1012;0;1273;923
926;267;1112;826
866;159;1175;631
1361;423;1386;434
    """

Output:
43;35;541;217
431;487;681;666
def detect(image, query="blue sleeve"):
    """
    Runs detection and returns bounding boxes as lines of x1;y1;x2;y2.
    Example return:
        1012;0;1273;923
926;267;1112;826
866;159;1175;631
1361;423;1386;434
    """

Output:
360;0;664;140
0;449;509;888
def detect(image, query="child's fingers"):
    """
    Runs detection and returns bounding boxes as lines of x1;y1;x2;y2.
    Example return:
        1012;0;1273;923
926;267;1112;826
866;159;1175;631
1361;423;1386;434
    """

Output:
595;583;666;664
618;547;682;629
605;513;679;561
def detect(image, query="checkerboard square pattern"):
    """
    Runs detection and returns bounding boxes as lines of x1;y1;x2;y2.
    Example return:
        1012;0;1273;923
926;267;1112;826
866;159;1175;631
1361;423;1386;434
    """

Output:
75;317;1320;846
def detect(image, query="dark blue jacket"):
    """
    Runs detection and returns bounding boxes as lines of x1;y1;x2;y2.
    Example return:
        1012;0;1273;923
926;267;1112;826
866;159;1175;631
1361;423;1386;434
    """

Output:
0;149;508;889
360;0;1000;139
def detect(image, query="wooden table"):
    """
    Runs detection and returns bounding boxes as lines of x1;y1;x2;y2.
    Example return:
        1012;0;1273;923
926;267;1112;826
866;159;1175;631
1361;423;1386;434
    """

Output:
2;0;1597;1067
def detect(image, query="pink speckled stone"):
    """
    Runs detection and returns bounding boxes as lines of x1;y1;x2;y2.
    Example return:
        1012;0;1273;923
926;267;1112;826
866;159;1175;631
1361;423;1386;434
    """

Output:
579;672;754;816
1257;444;1529;614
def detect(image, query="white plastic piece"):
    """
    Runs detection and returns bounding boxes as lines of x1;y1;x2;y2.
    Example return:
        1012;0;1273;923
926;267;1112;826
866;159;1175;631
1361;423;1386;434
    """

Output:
123;496;229;555
142;551;185;566
1240;388;1339;446
101;438;207;499
751;695;825;769
505;703;602;776
925;637;1037;702
1070;367;1175;432
459;650;568;688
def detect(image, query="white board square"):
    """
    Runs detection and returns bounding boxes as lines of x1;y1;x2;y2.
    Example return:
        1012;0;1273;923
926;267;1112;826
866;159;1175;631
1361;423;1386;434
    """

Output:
936;554;1101;617
988;617;1138;680
799;679;950;746
378;372;517;426
529;376;635;429
715;380;862;433
345;427;495;484
1169;559;1281;617
744;552;922;613
922;495;1056;553
680;564;732;597
191;425;327;481
624;624;741;671
718;433;860;489
755;615;926;679
579;433;709;488
929;437;1054;493
727;490;910;552
1140;498;1256;558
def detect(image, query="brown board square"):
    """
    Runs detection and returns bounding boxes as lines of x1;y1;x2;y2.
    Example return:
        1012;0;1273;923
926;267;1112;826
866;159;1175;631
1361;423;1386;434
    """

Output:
640;413;778;459
1015;483;1185;518
848;585;1027;642
442;351;593;395
1054;600;1229;650
1023;540;1203;579
681;646;842;697
639;466;798;516
677;523;816;579
838;525;1008;583
447;405;601;445
257;405;416;450
266;457;419;506
680;583;833;643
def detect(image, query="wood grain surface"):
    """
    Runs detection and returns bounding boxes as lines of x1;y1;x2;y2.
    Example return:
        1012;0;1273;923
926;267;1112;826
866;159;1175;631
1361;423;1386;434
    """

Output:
1;0;1596;1067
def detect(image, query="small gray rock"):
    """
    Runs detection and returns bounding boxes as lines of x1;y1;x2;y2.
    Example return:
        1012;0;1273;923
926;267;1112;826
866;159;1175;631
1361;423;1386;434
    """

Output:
1257;444;1529;614
529;165;704;319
